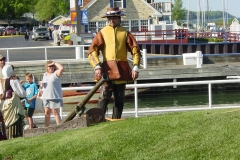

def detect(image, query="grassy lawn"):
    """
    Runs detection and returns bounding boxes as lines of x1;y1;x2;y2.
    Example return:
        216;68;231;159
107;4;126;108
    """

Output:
1;108;240;160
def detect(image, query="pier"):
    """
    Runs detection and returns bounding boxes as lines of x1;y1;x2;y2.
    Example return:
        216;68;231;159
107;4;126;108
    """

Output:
139;42;240;55
10;51;240;85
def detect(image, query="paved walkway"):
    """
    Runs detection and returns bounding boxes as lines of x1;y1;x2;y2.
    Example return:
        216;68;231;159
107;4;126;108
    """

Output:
49;40;71;46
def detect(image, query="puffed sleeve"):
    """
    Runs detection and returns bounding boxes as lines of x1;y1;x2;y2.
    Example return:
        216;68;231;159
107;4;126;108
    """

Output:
10;79;26;98
88;31;105;68
126;32;141;66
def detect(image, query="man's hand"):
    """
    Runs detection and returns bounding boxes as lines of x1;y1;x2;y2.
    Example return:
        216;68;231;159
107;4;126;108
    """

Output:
95;68;102;81
132;71;139;80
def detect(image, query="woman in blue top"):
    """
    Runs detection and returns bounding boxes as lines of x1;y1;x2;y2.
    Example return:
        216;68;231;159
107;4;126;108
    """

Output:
40;60;64;127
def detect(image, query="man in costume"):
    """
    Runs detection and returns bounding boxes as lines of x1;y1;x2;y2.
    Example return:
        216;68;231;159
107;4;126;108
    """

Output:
88;7;141;119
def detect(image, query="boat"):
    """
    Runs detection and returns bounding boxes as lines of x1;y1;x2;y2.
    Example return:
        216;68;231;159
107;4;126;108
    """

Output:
62;87;148;104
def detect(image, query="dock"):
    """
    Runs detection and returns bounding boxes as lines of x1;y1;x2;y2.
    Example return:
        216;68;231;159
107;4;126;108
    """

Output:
9;52;240;85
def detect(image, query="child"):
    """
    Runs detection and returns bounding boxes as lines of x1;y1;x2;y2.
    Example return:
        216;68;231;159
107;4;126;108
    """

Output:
22;73;38;129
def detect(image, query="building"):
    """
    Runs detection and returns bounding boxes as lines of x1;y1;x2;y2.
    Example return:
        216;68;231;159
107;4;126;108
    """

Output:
69;0;173;33
48;15;69;27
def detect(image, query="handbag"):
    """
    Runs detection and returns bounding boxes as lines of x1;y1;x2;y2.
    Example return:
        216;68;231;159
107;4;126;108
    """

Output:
35;90;44;113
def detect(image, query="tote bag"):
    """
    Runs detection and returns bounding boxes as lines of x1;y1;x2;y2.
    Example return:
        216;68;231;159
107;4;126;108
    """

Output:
35;91;44;113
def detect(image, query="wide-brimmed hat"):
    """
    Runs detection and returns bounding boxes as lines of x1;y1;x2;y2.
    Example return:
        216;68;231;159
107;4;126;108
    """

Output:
101;7;125;18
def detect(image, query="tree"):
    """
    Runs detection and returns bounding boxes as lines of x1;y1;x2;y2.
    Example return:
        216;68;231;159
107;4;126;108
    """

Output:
35;0;70;21
0;0;32;25
28;0;38;24
172;0;185;22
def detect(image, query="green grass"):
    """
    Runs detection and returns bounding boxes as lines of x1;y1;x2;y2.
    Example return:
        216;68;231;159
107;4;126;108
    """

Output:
1;108;240;159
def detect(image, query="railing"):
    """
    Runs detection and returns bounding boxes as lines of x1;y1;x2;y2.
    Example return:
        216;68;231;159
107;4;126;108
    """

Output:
130;30;240;44
33;78;240;120
0;45;147;68
0;45;90;61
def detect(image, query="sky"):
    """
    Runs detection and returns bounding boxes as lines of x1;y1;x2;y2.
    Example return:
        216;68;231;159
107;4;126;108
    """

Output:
154;0;239;18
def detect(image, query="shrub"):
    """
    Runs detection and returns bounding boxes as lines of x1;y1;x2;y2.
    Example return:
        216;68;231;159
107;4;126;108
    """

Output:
208;38;223;42
64;35;70;41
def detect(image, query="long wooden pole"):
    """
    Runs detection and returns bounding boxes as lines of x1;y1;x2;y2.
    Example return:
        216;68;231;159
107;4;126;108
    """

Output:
61;74;109;123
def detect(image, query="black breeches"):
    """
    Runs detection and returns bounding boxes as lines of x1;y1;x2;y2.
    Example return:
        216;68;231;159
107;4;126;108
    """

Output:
98;81;126;119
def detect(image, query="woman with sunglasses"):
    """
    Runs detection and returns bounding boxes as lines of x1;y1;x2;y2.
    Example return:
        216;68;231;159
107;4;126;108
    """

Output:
40;60;64;127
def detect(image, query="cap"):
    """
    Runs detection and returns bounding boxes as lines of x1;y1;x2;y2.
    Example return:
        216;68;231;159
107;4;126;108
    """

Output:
0;55;6;60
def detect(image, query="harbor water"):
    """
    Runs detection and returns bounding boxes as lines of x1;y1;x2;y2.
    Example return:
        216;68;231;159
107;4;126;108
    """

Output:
62;88;240;112
30;86;240;127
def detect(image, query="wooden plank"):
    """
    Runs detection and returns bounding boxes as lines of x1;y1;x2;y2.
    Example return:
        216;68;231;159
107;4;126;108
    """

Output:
105;117;125;122
23;116;89;138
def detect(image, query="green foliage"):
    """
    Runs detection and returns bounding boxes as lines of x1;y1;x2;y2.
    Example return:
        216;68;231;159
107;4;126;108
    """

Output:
172;0;185;21
64;35;70;41
177;21;182;26
188;37;209;43
35;0;70;21
62;20;71;25
0;0;33;25
208;38;223;42
188;37;223;43
182;10;235;22
1;109;240;159
0;0;70;23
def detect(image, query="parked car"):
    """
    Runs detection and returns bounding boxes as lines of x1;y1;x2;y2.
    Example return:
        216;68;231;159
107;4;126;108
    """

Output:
0;26;5;32
33;27;49;41
18;27;28;35
0;28;3;36
0;26;6;35
5;27;16;35
32;26;39;40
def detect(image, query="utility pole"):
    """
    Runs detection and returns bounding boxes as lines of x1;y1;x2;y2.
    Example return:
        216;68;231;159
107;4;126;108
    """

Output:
207;0;209;23
222;0;225;29
170;0;172;24
187;0;189;29
75;0;81;36
74;0;83;58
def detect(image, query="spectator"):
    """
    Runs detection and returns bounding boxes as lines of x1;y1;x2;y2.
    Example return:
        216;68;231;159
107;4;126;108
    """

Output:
0;55;6;111
22;73;38;129
1;65;26;139
0;55;6;78
40;60;64;127
49;27;52;40
52;27;59;44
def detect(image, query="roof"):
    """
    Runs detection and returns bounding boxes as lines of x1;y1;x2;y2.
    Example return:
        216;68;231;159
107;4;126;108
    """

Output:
48;15;67;24
83;0;162;21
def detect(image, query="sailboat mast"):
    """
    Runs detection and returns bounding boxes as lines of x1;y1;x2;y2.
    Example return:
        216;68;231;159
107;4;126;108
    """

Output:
187;0;189;29
207;0;209;23
222;0;225;29
197;0;200;30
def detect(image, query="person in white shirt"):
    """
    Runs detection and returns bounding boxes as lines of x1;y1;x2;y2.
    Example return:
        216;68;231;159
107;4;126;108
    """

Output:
52;27;59;44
